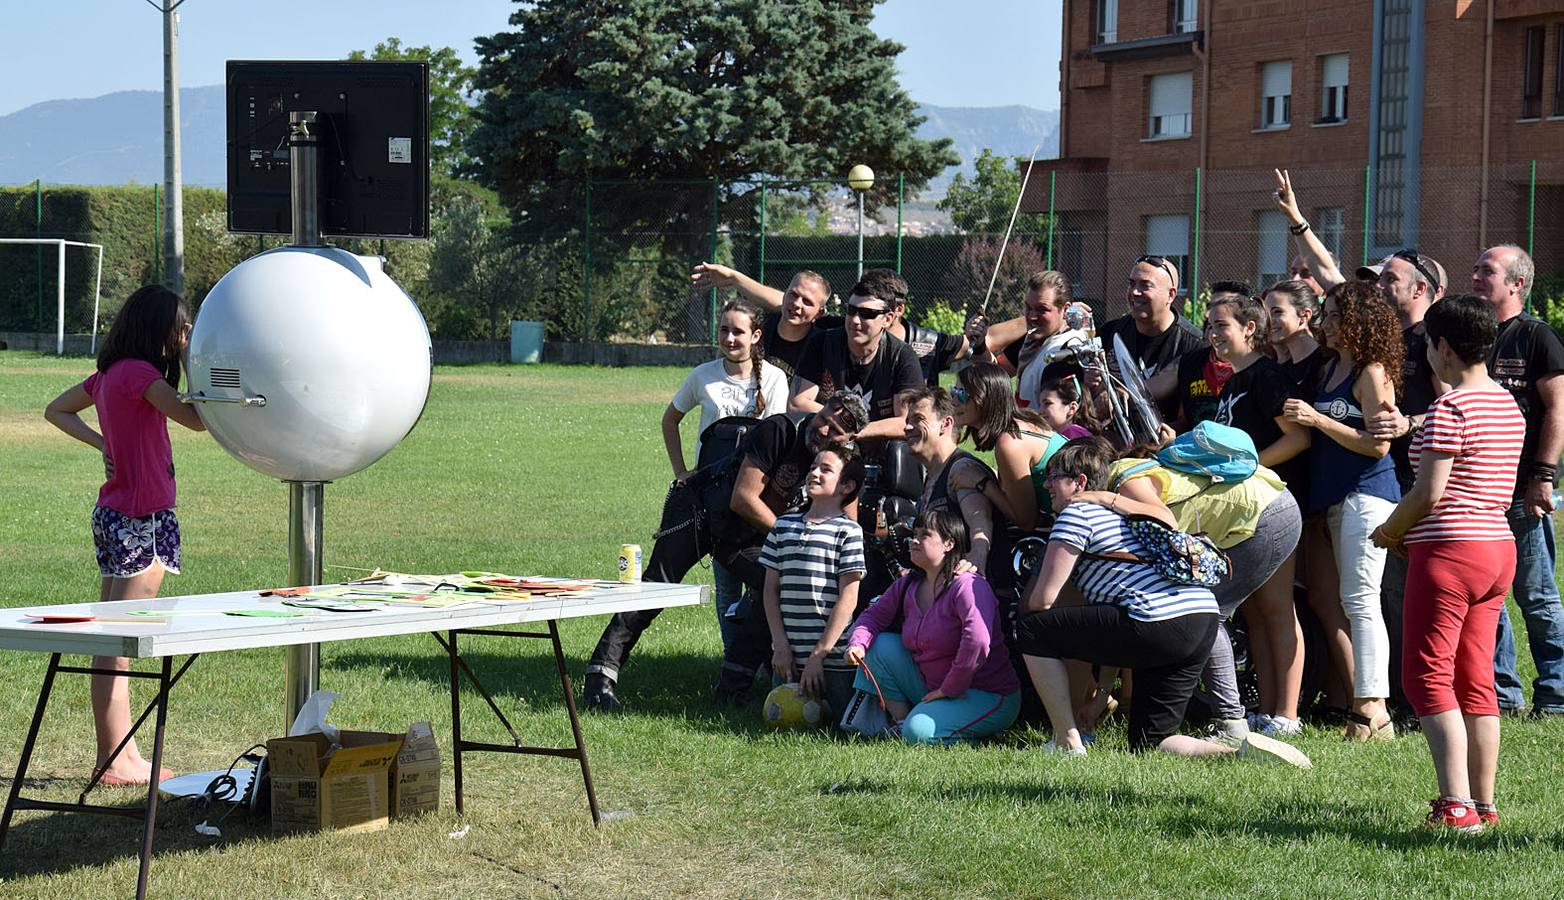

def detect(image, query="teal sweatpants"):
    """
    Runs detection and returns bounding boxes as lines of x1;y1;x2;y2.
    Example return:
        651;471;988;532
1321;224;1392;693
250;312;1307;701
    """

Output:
854;633;1020;744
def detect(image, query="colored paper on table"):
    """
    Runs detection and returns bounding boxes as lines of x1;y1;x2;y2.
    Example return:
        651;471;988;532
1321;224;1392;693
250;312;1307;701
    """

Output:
225;608;305;618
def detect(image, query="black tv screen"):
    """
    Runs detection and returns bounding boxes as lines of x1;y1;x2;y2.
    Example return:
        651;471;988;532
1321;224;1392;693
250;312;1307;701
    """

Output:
226;60;429;239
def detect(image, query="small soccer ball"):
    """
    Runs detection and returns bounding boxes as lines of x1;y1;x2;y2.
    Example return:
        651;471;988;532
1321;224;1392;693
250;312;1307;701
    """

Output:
762;683;828;730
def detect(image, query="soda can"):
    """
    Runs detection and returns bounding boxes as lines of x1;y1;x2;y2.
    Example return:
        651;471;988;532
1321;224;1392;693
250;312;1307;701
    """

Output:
617;544;643;583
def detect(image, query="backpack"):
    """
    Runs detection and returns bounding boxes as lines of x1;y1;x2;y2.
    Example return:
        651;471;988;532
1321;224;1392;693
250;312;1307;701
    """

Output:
1155;421;1258;483
1086;514;1230;587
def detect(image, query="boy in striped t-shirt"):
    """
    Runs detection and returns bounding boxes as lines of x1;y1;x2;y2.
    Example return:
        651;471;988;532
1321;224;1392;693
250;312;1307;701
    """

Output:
1372;295;1524;833
760;443;868;720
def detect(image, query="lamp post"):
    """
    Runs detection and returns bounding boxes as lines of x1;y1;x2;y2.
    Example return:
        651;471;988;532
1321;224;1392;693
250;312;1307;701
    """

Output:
848;164;875;277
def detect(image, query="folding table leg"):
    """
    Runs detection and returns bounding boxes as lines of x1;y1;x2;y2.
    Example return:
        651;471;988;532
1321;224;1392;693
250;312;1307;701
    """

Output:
447;629;464;816
134;656;173;900
0;653;61;853
548;621;600;826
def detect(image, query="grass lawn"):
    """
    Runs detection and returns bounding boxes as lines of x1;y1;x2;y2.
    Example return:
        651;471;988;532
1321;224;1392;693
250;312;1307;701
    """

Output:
1;352;1563;898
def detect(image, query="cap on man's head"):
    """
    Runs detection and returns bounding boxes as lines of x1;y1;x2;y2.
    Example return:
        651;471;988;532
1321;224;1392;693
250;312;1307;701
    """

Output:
1356;255;1392;281
822;390;871;435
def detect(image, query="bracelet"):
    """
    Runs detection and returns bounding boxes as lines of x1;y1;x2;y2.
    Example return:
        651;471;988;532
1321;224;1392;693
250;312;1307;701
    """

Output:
1289;221;1310;236
1530;462;1558;483
1110;493;1119;510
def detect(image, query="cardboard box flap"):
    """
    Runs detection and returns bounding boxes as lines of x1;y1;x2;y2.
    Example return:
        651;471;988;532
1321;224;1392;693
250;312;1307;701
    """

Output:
322;733;402;777
267;733;331;777
398;722;439;765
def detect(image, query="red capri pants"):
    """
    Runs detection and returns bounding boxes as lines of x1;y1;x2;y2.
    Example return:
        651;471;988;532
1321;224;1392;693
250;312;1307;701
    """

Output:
1402;540;1516;718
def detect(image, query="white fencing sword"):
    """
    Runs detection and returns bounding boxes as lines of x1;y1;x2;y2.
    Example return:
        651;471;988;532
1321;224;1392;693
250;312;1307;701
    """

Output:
977;141;1044;317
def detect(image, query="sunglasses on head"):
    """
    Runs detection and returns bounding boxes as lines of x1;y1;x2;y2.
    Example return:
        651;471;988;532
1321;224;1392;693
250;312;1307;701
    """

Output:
1134;255;1177;287
846;304;889;320
1393;249;1440;290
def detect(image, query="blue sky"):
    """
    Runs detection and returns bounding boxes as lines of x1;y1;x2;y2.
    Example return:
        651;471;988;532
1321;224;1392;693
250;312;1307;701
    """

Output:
0;0;1060;116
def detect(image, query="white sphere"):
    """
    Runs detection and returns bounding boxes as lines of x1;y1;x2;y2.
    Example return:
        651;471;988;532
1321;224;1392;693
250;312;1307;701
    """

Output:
847;164;875;191
187;246;432;482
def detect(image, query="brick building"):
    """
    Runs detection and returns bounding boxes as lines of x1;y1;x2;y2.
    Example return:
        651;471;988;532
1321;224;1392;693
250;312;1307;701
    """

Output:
1024;0;1564;312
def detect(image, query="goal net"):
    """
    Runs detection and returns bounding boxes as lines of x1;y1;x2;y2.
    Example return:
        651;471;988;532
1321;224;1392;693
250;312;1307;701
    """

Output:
0;238;105;354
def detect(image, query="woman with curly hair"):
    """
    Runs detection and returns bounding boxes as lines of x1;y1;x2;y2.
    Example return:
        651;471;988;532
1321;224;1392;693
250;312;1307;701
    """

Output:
1283;280;1405;740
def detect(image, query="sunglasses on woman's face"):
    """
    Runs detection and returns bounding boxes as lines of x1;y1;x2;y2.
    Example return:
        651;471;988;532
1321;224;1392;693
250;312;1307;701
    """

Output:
949;385;971;404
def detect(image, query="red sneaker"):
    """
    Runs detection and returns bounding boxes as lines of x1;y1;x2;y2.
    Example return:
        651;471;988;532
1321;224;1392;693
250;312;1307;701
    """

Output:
1425;797;1484;833
1475;803;1500;828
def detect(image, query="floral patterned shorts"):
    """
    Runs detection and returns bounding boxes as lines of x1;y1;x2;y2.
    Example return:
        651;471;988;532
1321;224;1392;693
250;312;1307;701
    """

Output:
92;506;182;578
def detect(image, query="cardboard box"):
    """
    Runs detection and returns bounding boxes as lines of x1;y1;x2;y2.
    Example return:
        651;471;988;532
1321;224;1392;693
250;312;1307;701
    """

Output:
391;721;440;819
267;724;441;833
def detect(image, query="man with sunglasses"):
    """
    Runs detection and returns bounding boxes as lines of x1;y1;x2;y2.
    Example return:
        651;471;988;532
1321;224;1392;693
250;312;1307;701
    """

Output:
1097;255;1206;420
789;272;926;455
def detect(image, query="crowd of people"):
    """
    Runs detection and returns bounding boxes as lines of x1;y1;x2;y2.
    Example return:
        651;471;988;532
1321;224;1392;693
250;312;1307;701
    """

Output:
39;171;1554;835
583;169;1558;834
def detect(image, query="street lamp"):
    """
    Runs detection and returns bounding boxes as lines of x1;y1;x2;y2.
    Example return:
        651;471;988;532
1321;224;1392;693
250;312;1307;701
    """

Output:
848;164;875;278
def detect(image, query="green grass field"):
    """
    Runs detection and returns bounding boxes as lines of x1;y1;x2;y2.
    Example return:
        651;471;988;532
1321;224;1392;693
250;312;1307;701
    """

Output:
2;353;1563;898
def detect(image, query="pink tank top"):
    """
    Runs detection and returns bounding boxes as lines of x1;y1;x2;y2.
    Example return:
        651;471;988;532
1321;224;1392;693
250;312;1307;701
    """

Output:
83;359;176;517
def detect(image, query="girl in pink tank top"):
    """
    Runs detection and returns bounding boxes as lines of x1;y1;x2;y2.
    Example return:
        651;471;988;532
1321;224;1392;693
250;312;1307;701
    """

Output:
44;285;206;786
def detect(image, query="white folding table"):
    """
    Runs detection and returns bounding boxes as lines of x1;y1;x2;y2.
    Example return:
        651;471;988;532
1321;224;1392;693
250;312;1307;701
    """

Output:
0;580;705;899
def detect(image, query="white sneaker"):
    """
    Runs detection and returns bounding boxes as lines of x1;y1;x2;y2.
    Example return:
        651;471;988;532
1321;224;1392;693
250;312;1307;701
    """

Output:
1238;732;1313;769
1041;739;1087;758
1204;718;1250;750
1259;715;1302;736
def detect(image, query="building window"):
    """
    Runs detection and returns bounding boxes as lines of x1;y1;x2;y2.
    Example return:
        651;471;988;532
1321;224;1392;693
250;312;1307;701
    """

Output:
1316;207;1346;269
1097;0;1118;44
1148;72;1193;138
1523;26;1544;119
1256;211;1290;291
1171;0;1198;34
1320;54;1349;122
1260;61;1292;129
1144;214;1190;291
1555;25;1563;117
1372;0;1413;248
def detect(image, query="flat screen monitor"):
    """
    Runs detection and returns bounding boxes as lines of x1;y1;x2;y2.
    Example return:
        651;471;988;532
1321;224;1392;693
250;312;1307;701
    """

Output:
226;60;429;239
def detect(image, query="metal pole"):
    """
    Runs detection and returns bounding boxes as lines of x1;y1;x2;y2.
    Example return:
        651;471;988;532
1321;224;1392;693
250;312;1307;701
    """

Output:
709;177;719;344
161;2;185;295
284;482;323;725
1362;164;1372;265
1527;159;1536;259
283;108;324;728
583;179;592;341
55;242;65;355
1191;167;1202;297
896;172;904;273
288;112;321;247
1045;170;1057;269
152;184;161;283
91;245;103;355
758;182;767;284
856;191;865;279
34;179;42;327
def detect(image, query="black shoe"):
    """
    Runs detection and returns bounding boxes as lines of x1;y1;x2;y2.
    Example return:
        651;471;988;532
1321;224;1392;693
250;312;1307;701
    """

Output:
1499;705;1528;719
712;686;752;708
583;675;625;713
1530;706;1564;719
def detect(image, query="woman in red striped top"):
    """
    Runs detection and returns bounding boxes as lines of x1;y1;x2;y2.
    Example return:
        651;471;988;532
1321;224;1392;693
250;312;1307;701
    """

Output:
1372;295;1524;833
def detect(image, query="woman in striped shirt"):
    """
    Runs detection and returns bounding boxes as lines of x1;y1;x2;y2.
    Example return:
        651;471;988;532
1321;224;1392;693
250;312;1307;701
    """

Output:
1012;437;1307;765
1372;295;1525;833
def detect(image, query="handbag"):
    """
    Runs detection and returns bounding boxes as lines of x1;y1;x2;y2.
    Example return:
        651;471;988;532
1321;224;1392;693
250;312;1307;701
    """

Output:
1085;514;1231;587
838;658;894;737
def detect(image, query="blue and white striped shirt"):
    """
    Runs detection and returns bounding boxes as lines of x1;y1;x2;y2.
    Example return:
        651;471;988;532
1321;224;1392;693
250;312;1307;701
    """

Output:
759;512;867;670
1049;503;1218;622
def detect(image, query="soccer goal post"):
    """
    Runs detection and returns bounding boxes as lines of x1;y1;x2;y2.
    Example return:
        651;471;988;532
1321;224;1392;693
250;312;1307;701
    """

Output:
0;238;105;355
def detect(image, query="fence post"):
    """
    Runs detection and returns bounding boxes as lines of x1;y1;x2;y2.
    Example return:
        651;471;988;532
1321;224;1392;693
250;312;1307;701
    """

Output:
1361;164;1372;266
896;172;904;273
153;184;162;283
758;181;768;283
34;179;42;327
1045;169;1056;270
582;178;592;342
709;177;719;344
1527;159;1536;259
1191;167;1202;295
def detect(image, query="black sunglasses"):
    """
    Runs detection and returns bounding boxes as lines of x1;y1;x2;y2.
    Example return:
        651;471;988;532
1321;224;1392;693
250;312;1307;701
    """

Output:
845;305;889;320
1393;249;1441;290
1134;255;1178;287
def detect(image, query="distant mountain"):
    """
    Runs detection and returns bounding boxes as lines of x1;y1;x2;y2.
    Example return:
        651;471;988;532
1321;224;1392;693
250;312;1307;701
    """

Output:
915;103;1059;192
0;89;1057;192
0;86;227;188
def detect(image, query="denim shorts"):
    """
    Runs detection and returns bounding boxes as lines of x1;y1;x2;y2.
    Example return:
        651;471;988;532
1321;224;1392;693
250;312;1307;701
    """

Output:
92;506;182;578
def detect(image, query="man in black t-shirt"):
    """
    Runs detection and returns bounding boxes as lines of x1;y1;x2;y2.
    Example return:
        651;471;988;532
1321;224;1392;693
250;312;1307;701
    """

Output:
583;393;870;710
1097;256;1206;422
692;264;841;379
790;274;925;456
1472;245;1564;715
